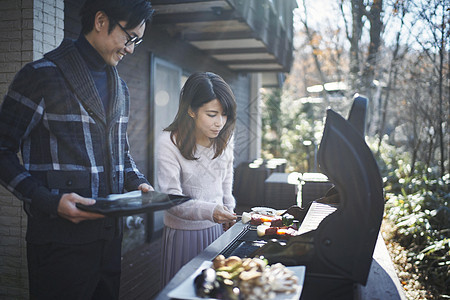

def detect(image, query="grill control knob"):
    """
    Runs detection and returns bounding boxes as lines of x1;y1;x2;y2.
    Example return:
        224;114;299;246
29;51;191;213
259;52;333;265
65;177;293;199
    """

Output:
126;216;144;229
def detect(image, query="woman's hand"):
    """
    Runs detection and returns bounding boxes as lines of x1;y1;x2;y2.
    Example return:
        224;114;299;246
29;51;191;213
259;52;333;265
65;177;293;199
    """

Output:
213;205;237;230
222;221;235;231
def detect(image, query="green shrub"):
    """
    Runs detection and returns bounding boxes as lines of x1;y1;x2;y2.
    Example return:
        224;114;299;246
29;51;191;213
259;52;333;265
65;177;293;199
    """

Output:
381;147;450;297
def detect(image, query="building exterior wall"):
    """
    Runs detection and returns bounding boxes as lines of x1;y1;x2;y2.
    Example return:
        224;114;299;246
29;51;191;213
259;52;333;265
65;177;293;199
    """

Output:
33;0;64;60
228;73;252;165
0;0;63;298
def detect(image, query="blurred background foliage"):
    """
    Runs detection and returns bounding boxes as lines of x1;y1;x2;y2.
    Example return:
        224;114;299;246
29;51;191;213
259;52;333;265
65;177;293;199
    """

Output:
260;0;449;298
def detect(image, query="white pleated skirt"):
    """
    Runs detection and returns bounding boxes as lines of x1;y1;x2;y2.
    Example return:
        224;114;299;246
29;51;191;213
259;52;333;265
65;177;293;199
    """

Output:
160;224;223;288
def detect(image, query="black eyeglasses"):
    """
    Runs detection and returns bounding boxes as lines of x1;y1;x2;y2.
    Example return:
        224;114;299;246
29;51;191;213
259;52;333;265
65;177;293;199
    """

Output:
115;21;143;47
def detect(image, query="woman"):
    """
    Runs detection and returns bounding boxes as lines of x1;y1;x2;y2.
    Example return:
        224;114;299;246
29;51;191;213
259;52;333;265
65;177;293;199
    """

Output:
157;72;237;287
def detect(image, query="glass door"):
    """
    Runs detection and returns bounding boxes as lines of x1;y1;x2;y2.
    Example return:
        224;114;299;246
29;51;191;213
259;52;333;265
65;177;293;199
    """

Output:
148;57;183;241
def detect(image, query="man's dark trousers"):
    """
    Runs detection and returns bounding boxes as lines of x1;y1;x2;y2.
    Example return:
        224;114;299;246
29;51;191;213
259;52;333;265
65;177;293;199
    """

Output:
27;236;122;300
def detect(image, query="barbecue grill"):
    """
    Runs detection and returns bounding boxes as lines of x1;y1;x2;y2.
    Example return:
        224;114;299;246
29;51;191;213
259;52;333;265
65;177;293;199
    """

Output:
219;96;385;299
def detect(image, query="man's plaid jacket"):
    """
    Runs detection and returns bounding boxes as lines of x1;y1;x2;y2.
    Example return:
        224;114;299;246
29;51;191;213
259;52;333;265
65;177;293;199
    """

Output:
0;39;149;244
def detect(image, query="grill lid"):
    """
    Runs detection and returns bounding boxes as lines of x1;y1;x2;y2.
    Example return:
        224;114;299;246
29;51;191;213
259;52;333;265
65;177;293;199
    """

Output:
314;96;384;284
250;96;384;285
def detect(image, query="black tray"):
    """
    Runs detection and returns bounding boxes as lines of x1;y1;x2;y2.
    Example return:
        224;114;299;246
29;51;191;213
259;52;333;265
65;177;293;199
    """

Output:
76;190;191;217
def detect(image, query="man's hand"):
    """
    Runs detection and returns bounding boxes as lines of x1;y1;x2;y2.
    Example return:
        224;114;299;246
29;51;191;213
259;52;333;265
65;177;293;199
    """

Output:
57;193;105;224
138;183;154;192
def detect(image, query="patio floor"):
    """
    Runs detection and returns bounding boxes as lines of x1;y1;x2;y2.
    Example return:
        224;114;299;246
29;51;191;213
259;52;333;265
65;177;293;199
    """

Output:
119;238;163;300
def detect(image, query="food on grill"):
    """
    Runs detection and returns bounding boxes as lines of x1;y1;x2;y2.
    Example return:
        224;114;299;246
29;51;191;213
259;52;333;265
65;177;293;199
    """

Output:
194;255;299;299
251;206;277;216
241;207;279;225
242;212;295;226
242;208;295;224
256;224;270;237
250;214;283;226
241;212;252;224
282;213;295;226
241;212;281;226
242;209;300;238
257;224;300;237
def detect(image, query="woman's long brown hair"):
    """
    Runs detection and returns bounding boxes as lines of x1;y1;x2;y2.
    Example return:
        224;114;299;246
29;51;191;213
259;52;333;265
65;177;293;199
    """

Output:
164;72;237;160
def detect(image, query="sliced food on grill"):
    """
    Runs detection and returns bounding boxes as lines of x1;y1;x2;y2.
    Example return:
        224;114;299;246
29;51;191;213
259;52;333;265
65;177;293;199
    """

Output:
257;224;300;237
250;213;283;226
241;211;289;226
241;211;281;225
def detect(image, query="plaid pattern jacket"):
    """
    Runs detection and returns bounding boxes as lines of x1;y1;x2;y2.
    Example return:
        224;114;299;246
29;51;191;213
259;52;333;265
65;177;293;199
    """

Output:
0;39;149;244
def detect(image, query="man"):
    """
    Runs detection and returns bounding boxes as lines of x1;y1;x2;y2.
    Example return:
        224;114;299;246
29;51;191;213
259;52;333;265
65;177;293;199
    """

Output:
0;0;154;299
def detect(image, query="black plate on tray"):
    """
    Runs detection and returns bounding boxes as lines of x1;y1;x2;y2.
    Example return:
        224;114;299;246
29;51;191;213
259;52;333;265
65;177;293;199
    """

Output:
76;190;191;217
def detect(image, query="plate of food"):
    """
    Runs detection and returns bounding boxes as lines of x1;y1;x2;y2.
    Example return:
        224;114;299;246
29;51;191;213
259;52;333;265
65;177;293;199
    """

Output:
167;256;305;300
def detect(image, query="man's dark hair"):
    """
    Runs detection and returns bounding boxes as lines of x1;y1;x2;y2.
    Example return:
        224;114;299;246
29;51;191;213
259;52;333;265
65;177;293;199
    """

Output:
80;0;154;35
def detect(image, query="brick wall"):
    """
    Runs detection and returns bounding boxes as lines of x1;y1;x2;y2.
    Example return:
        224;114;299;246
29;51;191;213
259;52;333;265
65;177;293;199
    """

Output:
0;1;63;298
33;0;64;60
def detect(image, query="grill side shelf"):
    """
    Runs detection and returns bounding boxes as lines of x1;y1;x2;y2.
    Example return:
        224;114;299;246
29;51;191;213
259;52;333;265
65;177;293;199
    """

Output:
219;224;251;257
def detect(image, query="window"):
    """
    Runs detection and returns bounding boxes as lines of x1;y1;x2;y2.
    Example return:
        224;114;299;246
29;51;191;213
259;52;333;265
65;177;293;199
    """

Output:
150;57;182;186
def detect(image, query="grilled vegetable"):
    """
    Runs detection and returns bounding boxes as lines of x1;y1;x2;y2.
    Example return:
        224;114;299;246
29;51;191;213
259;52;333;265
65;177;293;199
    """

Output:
282;213;295;226
241;212;252;224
